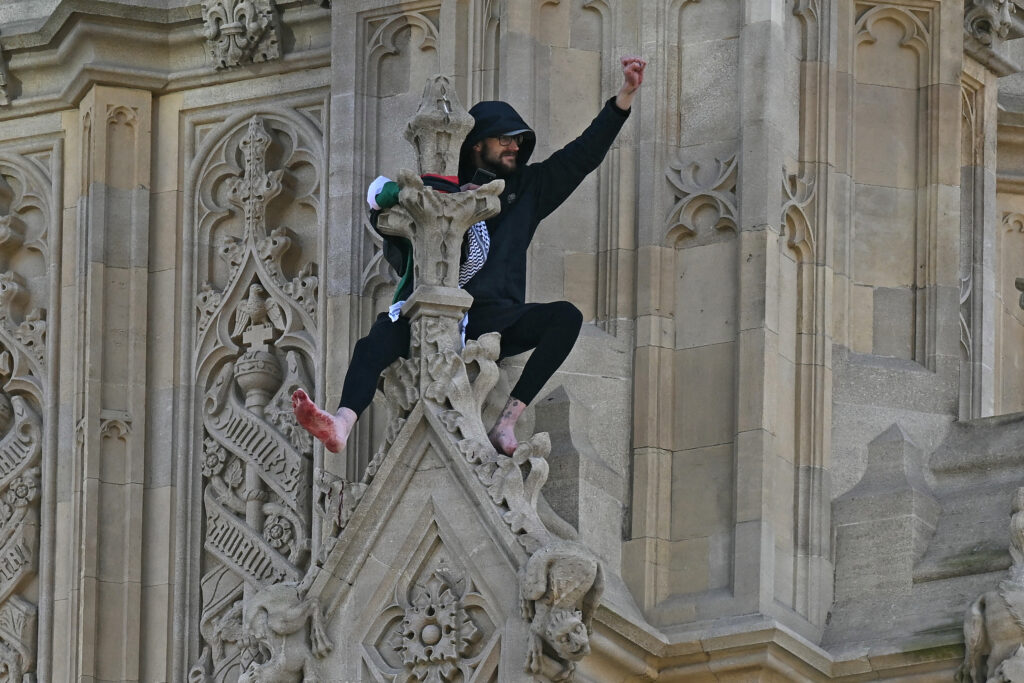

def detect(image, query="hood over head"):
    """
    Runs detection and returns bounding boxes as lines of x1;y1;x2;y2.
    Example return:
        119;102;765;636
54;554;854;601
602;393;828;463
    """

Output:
458;101;536;183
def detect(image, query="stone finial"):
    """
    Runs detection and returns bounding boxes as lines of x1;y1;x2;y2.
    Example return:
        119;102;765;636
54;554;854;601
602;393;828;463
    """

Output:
404;75;475;177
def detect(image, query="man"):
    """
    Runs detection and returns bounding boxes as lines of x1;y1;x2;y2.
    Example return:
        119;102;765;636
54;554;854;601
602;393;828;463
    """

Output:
294;55;646;456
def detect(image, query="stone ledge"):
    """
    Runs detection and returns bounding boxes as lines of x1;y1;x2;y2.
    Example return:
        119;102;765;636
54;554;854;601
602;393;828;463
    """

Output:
584;607;961;681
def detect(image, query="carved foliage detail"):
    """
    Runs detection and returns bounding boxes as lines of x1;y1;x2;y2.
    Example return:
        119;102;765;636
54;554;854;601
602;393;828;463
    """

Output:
0;150;53;680
202;0;281;69
190;111;323;683
665;153;738;243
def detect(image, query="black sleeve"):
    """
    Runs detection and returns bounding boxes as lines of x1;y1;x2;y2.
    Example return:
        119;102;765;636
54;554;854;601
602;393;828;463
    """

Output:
531;97;630;220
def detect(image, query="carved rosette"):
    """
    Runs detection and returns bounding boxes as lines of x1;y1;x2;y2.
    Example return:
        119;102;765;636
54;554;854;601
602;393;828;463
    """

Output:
364;546;498;682
396;570;481;678
189;113;323;682
202;0;281;70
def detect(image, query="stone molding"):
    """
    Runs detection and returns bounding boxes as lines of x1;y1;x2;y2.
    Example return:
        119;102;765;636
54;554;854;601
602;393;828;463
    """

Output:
0;0;330;122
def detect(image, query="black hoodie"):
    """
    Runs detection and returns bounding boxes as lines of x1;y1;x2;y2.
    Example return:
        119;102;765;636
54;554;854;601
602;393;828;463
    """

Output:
457;98;629;311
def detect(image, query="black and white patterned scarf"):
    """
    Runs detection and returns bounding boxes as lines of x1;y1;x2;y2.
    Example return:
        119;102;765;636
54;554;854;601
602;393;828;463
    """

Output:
459;221;490;287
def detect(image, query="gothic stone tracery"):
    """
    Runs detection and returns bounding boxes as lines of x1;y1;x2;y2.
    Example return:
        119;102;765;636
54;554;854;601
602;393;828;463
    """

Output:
188;111;324;682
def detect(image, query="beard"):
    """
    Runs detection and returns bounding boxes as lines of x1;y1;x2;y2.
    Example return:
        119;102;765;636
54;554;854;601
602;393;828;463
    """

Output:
479;145;518;178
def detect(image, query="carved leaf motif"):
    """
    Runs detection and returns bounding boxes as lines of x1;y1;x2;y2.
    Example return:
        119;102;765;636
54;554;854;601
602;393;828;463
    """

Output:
202;0;280;69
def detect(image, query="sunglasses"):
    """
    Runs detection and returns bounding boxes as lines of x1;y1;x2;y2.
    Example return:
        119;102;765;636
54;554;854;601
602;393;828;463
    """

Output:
496;134;526;147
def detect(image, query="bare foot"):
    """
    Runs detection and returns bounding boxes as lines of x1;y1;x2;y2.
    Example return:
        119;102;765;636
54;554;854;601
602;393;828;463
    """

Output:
488;397;527;456
292;389;355;453
488;423;518;456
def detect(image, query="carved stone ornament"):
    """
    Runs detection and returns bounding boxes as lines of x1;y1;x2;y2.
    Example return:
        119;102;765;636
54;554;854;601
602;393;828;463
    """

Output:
521;541;604;681
235;580;332;683
0;152;54;681
202;0;281;70
188;110;323;683
404;75;476;177
781;165;816;258
965;0;1015;45
665;153;738;241
956;487;1024;682
394;569;481;680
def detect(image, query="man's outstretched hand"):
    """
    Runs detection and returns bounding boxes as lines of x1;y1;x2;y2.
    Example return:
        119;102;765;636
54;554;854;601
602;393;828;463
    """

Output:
616;55;647;111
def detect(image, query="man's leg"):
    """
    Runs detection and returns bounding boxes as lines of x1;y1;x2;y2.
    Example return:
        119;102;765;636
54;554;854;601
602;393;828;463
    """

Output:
293;314;411;452
486;301;583;454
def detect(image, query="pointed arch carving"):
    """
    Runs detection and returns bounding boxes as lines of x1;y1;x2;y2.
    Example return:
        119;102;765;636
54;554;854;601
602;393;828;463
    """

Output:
182;106;325;682
366;11;440;68
855;5;931;58
0;140;59;683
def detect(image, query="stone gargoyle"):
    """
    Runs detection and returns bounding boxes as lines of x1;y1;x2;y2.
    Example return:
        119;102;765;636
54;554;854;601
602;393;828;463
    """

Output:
520;539;605;681
236;581;332;683
956;487;1024;683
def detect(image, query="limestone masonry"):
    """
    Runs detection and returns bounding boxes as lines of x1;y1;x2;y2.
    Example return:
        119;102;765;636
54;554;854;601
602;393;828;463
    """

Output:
2;0;1024;680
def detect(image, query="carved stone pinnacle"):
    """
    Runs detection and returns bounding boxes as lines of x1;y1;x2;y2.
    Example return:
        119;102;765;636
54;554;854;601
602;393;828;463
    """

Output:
405;75;475;177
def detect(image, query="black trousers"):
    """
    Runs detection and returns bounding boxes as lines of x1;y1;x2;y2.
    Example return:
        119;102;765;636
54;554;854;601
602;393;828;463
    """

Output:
338;301;583;416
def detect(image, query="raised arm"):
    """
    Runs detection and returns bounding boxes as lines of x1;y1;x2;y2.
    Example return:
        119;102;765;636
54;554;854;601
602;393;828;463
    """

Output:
533;55;647;220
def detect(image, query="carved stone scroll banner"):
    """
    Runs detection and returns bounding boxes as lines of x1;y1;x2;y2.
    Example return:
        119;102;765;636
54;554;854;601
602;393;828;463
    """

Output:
202;0;281;69
188;109;323;683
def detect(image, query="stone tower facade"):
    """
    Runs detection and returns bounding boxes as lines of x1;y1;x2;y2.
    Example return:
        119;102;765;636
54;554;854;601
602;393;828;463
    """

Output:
0;0;1023;680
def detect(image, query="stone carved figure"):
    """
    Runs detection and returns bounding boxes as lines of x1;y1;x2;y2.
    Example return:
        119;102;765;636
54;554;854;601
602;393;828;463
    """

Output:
520;541;604;681
965;0;1015;45
236;581;332;683
957;487;1024;682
